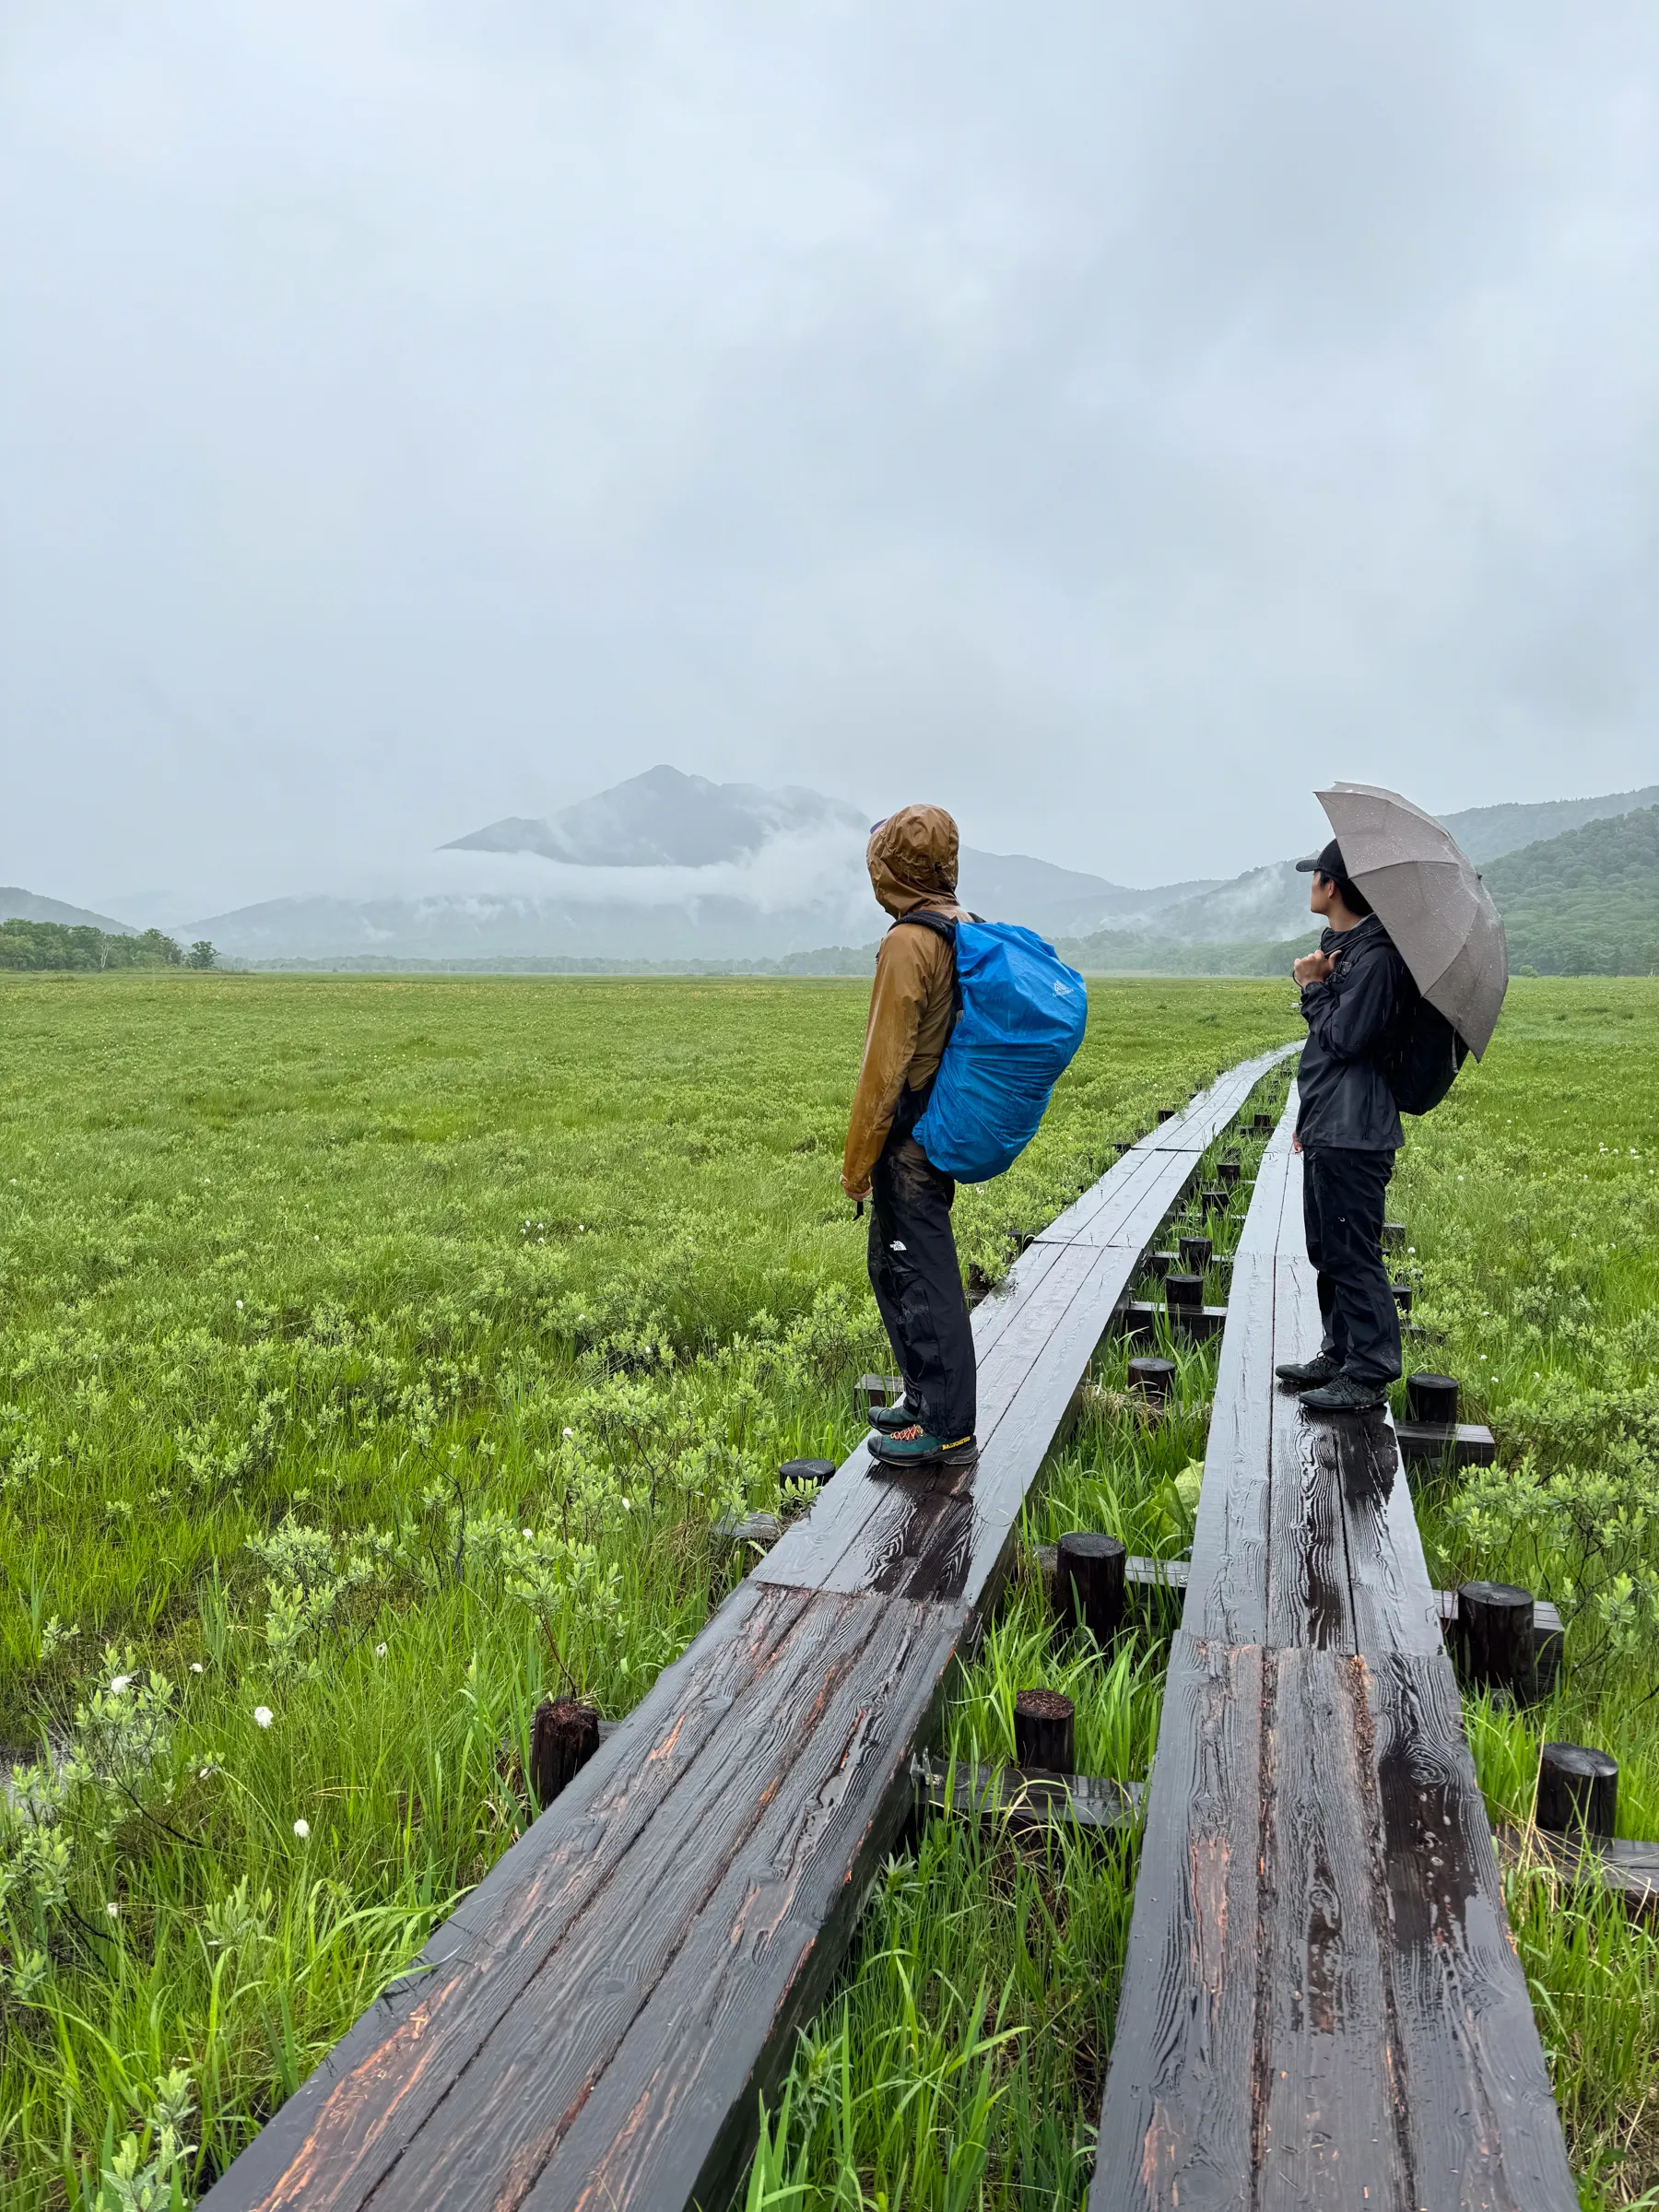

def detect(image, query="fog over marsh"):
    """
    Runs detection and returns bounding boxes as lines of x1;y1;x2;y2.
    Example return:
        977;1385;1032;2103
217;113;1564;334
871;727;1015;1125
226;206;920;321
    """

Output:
3;4;1657;919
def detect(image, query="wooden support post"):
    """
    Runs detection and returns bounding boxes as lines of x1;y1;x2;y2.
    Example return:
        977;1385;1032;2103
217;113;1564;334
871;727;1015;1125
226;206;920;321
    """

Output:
1251;1111;1273;1133
529;1697;602;1811
1177;1233;1212;1277
1053;1532;1126;1646
1156;1105;1178;1124
858;1372;903;1412
1382;1219;1406;1251
1407;1371;1460;1424
1537;1743;1618;1840
1165;1272;1202;1324
1456;1582;1535;1698
1013;1689;1075;1774
1127;1355;1176;1406
1200;1182;1226;1216
780;1457;835;1491
1218;1154;1241;1188
1392;1282;1414;1314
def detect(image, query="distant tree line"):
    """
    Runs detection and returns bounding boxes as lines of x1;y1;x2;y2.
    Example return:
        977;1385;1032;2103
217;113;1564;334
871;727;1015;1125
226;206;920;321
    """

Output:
0;918;218;971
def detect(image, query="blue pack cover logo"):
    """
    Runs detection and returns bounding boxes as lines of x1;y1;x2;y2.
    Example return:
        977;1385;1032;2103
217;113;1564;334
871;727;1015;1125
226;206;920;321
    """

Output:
911;920;1088;1182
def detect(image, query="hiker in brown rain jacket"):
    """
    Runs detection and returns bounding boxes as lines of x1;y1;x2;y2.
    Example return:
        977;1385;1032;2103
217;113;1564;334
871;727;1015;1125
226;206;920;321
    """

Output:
841;806;978;1468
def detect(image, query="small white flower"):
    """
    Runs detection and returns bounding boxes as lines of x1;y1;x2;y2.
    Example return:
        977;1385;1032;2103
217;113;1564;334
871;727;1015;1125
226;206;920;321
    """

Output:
562;1426;574;1439
191;1661;204;1674
235;1299;243;1310
374;1642;387;1658
253;1705;274;1728
293;1818;311;1840
106;1901;120;1918
620;1496;631;1512
198;1764;216;1780
109;1674;132;1695
522;1528;534;1540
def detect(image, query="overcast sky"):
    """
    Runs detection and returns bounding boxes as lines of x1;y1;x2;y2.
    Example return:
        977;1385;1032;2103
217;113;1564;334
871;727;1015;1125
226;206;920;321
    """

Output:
4;1;1656;916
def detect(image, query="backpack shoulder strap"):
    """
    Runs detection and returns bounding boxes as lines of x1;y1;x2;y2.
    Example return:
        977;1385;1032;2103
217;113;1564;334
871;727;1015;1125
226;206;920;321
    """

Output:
889;910;959;945
888;911;962;1020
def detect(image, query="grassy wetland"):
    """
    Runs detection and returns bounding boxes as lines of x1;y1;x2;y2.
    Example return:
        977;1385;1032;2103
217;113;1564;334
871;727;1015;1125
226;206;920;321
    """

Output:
0;971;1293;2209
6;971;1657;2210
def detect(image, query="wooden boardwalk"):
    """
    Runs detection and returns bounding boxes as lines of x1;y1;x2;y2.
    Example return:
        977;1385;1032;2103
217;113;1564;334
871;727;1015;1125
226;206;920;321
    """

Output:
200;1044;1295;2212
1091;1094;1576;2212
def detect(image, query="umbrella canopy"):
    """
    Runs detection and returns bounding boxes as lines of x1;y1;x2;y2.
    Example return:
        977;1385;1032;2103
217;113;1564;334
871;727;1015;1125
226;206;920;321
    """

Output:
1315;782;1508;1058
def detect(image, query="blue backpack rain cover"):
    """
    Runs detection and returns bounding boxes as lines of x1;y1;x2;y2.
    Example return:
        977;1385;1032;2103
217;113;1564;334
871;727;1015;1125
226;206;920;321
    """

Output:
905;916;1087;1182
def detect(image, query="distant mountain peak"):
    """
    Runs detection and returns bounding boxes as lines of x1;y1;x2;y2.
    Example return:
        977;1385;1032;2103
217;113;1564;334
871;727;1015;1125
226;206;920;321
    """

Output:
444;765;866;869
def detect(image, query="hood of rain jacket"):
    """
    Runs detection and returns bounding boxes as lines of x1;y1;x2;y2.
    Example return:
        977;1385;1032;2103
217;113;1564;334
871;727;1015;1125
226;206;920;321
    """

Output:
841;806;970;1194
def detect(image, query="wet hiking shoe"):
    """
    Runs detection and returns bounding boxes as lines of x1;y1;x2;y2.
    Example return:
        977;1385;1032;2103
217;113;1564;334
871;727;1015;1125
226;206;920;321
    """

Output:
1299;1372;1388;1416
868;1395;922;1435
1275;1352;1341;1391
867;1425;979;1469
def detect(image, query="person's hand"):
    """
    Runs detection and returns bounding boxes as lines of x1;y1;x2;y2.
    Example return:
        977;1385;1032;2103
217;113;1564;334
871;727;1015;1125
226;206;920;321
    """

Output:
1291;1132;1302;1154
1293;949;1335;988
841;1175;872;1204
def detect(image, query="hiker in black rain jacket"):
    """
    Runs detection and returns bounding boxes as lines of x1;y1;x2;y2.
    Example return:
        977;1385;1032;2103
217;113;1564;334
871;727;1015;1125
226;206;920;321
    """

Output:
1277;838;1418;1415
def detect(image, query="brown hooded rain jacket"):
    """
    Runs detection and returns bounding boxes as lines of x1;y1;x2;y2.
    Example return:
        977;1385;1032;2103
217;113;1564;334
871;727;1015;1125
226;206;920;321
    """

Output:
841;805;970;1196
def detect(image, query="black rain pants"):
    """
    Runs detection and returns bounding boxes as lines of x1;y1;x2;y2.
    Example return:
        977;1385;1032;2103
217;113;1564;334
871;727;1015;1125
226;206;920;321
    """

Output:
868;1128;977;1443
1301;1143;1402;1388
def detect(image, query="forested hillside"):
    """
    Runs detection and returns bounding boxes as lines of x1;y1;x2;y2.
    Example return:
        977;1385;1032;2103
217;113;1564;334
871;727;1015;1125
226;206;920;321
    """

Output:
1482;803;1659;975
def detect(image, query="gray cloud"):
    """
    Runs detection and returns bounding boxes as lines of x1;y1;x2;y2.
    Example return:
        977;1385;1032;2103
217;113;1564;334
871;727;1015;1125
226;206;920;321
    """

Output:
3;1;1656;916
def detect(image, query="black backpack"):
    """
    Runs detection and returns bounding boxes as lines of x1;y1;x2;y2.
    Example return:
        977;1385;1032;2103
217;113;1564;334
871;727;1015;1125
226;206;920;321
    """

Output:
1382;995;1468;1115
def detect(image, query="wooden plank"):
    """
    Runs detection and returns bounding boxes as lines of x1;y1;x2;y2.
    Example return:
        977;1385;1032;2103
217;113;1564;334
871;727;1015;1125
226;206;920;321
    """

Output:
1341;1413;1444;1661
1183;1247;1274;1647
1093;1641;1577;2212
1497;1827;1659;1919
1036;1143;1175;1248
1396;1419;1498;1469
909;1753;1138;1839
1090;1635;1266;2212
1114;1300;1228;1341
1254;1644;1412;2209
1264;1248;1354;1652
1368;1649;1578;2209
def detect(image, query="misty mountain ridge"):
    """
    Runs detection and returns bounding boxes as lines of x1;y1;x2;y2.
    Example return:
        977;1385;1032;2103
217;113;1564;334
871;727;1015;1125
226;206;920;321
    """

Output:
18;768;1658;969
0;887;138;935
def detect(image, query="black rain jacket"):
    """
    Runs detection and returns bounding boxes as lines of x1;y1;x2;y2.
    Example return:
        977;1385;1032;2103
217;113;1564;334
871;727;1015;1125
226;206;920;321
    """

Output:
1295;912;1413;1153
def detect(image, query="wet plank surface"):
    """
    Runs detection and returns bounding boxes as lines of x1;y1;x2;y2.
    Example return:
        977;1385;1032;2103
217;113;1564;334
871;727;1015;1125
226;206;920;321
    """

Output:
1092;1090;1575;2212
202;1046;1296;2212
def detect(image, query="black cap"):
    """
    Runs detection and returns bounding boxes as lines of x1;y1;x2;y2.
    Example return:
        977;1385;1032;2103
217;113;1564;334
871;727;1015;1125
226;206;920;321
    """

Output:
1295;837;1347;880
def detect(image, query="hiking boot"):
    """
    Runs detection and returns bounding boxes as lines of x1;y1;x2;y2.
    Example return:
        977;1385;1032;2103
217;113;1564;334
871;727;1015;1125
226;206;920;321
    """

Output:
1275;1352;1341;1392
1299;1372;1388;1416
866;1425;979;1470
868;1394;922;1435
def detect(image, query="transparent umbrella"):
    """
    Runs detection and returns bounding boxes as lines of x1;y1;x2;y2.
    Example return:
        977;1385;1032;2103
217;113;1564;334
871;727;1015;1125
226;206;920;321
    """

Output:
1315;782;1509;1057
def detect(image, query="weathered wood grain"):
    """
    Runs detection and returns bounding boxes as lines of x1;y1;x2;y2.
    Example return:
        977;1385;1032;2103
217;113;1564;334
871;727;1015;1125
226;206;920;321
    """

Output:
1370;1650;1578;2209
1254;1644;1411;2208
1091;1635;1267;2212
1183;1248;1275;1647
1265;1251;1354;1652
